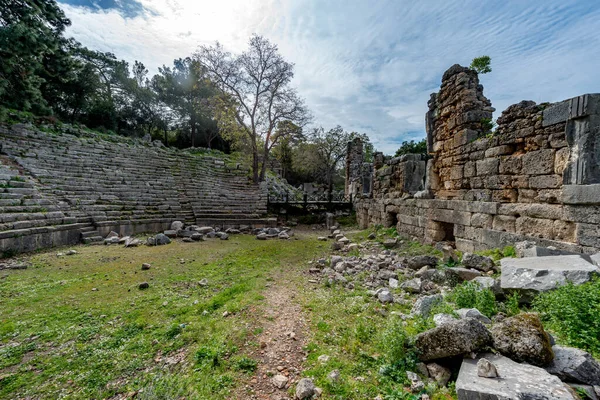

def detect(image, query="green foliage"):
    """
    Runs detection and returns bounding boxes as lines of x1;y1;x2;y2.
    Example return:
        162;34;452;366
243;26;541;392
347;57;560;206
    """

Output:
450;282;498;318
233;356;257;372
378;317;410;364
395;139;427;157
504;293;521;317
533;278;600;356
481;118;497;135
476;246;515;262
470;55;492;74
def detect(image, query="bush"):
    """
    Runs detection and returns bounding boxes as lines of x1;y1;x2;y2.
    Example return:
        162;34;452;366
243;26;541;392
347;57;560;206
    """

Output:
449;282;497;318
395;139;427;157
533;278;600;356
379;317;410;364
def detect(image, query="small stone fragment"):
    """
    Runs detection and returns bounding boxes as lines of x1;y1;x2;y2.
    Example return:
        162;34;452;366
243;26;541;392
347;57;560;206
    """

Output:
477;358;499;378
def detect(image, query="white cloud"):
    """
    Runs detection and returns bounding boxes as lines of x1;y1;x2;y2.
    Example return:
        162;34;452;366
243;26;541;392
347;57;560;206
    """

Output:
60;0;600;154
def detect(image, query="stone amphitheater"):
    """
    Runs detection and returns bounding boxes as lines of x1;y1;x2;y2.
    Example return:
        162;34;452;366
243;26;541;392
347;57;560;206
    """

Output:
0;125;270;255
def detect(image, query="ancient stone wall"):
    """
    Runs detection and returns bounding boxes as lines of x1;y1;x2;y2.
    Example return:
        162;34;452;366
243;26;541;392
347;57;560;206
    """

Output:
0;124;268;254
353;64;600;253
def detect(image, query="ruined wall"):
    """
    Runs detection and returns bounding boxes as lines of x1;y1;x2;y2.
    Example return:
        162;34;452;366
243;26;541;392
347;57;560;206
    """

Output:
353;64;600;253
0;124;268;254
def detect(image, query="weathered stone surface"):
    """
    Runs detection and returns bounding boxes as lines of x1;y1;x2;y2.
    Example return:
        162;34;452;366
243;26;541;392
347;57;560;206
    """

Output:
491;313;554;367
462;253;495;272
406;255;438;270
411;294;442;317
170;221;184;231
477;358;499;378
546;346;600;385
154;233;171;246
449;267;482;281
426;363;451;386
295;378;316;399
414;318;492;361
500;256;599;300
456;308;491;324
456;353;576;400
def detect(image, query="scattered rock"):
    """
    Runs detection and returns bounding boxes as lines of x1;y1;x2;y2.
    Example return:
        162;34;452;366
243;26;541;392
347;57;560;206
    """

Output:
406;371;425;392
198;278;208;287
456;353;575;400
401;278;422;293
272;374;289;389
191;233;203;241
406;255;438;270
411;294;442;317
317;237;327;241
415;318;492;361
124;238;141;247
295;378;316;399
456;308;491;324
170;221;184;231
106;231;119;239
462;253;495;272
327;369;340;383
477;358;499;378
546;345;600;385
139;282;149;290
490;313;554;367
154;233;171;246
426;363;451;386
377;289;394;303
317;354;330;363
256;233;267;240
449;267;482;281
388;278;399;289
219;233;229;240
368;232;377;240
383;238;398;249
66;249;78;256
433;313;457;326
141;263;151;270
163;230;178;238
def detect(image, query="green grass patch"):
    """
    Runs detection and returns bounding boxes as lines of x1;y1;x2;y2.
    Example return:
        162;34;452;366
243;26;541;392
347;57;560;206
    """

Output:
0;233;327;399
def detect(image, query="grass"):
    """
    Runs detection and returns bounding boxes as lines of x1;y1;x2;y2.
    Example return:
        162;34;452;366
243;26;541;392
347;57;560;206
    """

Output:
0;233;328;399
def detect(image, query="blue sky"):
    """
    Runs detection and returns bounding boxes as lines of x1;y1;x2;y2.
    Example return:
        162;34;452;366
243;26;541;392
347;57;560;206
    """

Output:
58;0;600;154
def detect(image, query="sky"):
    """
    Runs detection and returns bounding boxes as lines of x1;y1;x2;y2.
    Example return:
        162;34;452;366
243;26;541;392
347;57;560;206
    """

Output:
58;0;600;154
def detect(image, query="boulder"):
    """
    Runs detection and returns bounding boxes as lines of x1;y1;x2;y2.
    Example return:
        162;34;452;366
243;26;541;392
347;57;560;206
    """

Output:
516;241;593;263
170;221;184;231
500;255;599;302
163;230;178;238
256;233;267;240
378;290;394;304
155;233;171;245
449;267;482;281
197;226;214;234
383;238;398;249
411;294;442;317
546;346;600;385
401;278;422;293
456;308;491;324
415;318;492;361
124;237;141;247
219;233;229;240
462;253;495;272
406;255;438;270
456;353;576;400
491;313;554;367
191;233;203;241
272;374;289;389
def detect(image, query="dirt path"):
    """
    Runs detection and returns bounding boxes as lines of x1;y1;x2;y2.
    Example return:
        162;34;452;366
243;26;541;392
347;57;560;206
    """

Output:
231;274;310;400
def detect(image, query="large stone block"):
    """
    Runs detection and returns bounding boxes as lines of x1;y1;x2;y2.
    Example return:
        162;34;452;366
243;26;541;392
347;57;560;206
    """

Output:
499;155;522;175
456;353;576;400
492;215;516;232
476;158;499;176
562;184;600;205
522;149;555;175
529;174;562;189
516;216;555;239
500;255;599;301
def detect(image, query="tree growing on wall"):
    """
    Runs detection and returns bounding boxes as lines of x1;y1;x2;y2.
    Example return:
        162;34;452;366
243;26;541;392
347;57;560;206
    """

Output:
196;35;311;183
395;138;427;156
470;55;492;74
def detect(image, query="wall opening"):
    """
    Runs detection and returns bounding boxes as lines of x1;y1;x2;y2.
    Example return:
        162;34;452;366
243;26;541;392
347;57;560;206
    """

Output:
439;221;455;242
386;212;398;229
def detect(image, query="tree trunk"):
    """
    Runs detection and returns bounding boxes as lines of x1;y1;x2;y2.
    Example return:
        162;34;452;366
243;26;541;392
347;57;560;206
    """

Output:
190;115;196;148
259;141;270;182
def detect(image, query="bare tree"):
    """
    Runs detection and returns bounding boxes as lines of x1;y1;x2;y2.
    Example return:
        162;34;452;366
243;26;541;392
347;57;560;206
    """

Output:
196;35;310;182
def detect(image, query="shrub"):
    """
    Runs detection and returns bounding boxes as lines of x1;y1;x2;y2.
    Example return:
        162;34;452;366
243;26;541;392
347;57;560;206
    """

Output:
450;282;497;318
533;278;600;356
379;317;410;364
470;55;492;74
233;356;257;372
